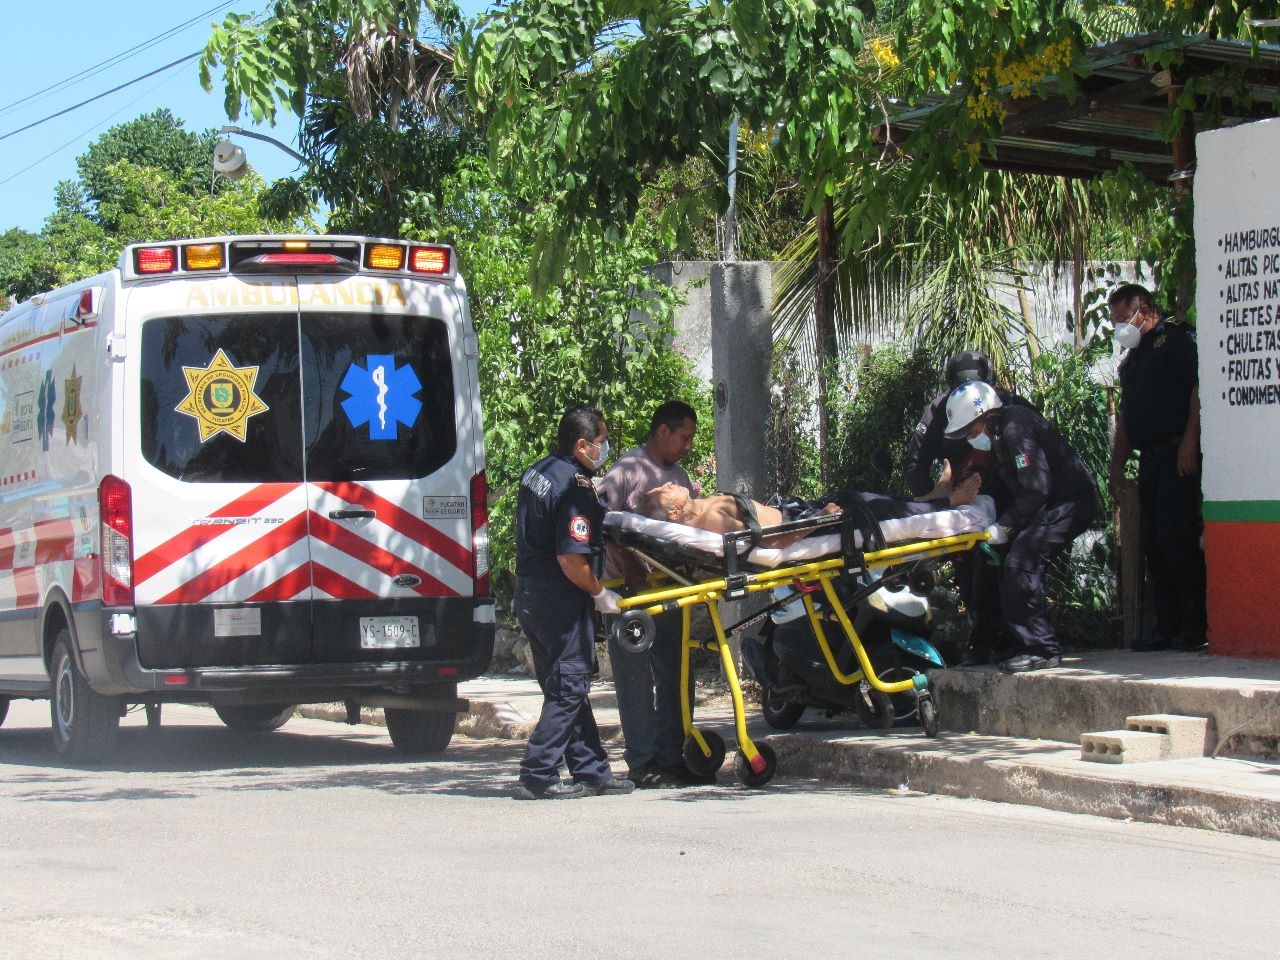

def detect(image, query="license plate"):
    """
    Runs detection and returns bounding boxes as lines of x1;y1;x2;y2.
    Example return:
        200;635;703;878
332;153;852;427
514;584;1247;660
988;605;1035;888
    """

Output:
359;616;421;649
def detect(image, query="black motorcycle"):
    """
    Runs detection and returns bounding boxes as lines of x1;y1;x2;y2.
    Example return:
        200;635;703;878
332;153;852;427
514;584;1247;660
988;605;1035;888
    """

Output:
741;566;946;734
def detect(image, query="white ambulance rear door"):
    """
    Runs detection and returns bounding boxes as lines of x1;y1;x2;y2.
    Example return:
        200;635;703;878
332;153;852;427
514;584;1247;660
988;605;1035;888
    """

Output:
124;274;317;626
295;274;476;608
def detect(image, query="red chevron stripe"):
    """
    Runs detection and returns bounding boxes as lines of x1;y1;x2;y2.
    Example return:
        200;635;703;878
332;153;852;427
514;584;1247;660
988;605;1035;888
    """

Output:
153;512;311;604
248;563;313;602
34;518;75;565
0;528;15;570
9;567;38;608
135;483;302;584
311;561;378;600
308;512;458;597
320;481;470;571
72;557;100;602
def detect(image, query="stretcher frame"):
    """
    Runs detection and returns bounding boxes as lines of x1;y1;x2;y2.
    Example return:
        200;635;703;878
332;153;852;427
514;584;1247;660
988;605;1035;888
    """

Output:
605;509;989;787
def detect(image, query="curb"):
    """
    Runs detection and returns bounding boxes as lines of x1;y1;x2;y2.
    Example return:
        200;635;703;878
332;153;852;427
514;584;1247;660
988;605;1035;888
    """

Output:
296;702;622;744
767;732;1280;841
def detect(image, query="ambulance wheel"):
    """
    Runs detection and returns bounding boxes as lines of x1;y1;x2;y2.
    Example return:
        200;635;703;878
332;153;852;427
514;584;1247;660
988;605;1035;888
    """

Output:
919;696;939;738
214;703;295;732
0;697;8;728
385;708;455;756
50;631;119;763
854;680;895;730
761;687;804;729
612;610;655;654
734;741;778;787
683;729;726;778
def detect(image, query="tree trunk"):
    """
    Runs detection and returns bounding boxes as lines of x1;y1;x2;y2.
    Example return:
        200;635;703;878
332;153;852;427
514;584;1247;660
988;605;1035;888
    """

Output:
815;194;837;485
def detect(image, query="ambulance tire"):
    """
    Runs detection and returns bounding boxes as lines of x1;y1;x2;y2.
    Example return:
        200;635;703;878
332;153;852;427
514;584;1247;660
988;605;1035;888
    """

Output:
214;703;295;732
385;707;455;756
50;631;120;763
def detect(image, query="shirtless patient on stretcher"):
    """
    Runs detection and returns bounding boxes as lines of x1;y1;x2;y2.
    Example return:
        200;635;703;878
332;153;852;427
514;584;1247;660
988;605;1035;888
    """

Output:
636;475;982;549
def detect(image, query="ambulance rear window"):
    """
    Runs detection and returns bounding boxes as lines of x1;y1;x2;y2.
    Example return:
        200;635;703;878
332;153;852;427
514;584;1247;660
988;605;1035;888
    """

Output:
139;313;304;483
301;312;457;482
139;311;458;483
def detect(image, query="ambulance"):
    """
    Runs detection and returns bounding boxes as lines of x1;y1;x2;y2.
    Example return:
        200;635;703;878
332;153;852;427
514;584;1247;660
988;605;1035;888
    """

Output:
0;236;494;761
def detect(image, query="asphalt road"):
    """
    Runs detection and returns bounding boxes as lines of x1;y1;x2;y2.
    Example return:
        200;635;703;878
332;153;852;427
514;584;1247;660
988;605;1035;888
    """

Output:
2;700;1278;960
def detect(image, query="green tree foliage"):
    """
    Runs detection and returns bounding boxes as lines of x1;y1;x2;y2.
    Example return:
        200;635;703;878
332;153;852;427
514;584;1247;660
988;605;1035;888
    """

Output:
76;109;221;230
404;158;713;584
0;116;303;303
201;1;481;235
463;0;870;284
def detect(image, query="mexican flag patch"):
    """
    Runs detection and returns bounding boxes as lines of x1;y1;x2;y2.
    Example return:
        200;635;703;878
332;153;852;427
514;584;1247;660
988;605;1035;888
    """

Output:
1014;453;1029;469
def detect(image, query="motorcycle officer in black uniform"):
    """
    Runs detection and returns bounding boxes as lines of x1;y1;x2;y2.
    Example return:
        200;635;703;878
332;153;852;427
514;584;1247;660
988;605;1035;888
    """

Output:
512;405;635;799
903;350;1033;665
945;382;1100;673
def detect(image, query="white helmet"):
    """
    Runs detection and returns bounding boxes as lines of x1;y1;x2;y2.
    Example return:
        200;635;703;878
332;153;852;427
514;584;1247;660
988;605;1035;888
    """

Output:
945;381;1002;437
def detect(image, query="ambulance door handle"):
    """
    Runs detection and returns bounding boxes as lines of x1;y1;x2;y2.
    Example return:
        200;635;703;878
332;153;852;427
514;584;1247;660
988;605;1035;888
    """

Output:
329;509;375;520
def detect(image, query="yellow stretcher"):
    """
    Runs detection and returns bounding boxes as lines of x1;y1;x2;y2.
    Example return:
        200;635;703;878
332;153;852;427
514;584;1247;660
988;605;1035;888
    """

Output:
603;507;990;787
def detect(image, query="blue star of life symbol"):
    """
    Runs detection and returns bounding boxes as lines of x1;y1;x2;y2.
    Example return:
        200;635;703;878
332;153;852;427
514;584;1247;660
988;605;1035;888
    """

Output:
339;355;423;440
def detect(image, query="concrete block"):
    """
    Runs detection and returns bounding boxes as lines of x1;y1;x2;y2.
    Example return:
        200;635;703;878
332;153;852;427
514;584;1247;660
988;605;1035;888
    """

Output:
1080;729;1169;764
1125;713;1210;758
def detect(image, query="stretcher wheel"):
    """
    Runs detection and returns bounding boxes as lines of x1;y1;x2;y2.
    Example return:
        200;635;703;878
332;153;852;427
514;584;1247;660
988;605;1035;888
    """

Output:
918;696;939;737
734;741;777;788
854;680;895;730
683;730;726;778
761;687;805;730
612;610;655;654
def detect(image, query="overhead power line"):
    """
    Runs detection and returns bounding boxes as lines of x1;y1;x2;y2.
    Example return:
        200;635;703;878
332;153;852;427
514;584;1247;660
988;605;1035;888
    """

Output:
0;52;204;144
0;2;234;120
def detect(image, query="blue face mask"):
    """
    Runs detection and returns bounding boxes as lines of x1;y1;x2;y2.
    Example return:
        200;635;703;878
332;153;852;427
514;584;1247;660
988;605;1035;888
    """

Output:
968;431;992;452
585;438;610;469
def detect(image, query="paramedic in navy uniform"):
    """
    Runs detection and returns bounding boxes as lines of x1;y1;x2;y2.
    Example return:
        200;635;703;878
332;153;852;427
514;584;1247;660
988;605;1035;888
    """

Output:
945;382;1099;673
513;405;635;800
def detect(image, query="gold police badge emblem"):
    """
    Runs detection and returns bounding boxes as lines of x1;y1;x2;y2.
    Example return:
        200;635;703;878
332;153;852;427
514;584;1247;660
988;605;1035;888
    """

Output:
175;348;269;442
62;363;83;443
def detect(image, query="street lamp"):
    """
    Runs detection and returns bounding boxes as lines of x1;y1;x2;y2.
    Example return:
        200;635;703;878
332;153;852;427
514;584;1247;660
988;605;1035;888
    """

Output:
211;124;304;181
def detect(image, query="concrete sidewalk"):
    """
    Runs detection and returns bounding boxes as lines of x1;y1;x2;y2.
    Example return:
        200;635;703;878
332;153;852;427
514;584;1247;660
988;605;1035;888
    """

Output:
430;648;1280;840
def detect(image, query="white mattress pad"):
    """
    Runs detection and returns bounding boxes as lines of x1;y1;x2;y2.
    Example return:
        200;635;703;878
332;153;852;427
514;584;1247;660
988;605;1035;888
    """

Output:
604;496;995;569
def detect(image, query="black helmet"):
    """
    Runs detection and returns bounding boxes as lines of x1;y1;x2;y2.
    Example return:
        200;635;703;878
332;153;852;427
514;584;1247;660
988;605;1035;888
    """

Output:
945;350;994;390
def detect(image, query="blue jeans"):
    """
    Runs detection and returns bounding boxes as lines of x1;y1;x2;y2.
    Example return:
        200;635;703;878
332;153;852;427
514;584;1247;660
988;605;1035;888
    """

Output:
607;608;687;772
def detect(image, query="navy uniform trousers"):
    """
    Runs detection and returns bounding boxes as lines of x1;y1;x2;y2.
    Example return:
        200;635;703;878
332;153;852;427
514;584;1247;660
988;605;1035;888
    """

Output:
1001;495;1098;659
515;577;612;788
1138;444;1206;643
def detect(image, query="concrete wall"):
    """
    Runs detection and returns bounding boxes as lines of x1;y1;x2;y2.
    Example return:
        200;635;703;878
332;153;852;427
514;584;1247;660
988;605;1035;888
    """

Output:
1194;117;1280;660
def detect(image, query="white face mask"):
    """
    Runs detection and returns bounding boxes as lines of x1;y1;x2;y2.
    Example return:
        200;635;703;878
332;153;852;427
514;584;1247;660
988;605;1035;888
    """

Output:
968;431;992;452
1113;303;1144;349
1113;321;1142;349
584;438;609;469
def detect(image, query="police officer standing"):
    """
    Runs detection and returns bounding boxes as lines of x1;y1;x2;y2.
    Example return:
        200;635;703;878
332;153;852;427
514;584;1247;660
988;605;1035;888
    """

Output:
1107;284;1206;651
513;405;634;799
903;350;1032;665
945;382;1100;672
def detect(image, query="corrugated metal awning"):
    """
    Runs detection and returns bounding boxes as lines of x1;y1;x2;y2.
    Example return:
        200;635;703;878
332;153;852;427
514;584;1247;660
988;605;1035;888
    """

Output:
875;34;1280;184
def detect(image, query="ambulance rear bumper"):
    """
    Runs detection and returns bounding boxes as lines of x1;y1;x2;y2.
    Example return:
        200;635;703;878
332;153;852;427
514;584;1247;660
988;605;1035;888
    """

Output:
88;597;495;699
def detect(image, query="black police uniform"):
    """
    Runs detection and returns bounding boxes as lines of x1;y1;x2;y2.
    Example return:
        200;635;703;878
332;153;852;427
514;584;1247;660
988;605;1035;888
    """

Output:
903;386;1033;657
514;452;613;790
987;404;1100;660
1118;319;1206;646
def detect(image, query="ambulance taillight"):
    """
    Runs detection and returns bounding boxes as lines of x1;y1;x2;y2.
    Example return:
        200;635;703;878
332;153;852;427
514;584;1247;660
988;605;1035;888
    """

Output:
99;476;134;607
471;471;490;596
133;246;177;275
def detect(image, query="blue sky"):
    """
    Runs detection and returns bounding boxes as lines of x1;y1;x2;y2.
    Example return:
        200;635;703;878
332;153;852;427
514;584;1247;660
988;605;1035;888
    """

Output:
0;1;492;234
